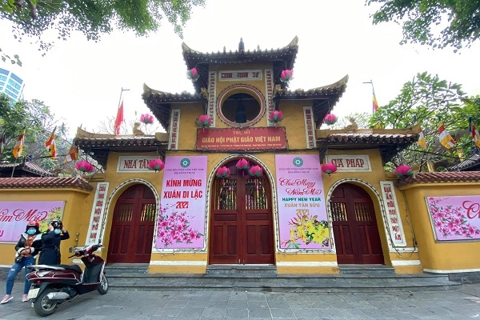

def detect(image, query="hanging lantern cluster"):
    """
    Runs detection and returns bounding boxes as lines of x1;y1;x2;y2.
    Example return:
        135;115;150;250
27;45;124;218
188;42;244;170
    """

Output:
321;162;337;175
196;114;212;129
75;160;95;173
268;110;284;126
280;69;294;83
187;67;200;81
147;158;165;173
323;114;338;125
215;166;230;179
248;165;263;177
140;113;154;125
394;164;413;178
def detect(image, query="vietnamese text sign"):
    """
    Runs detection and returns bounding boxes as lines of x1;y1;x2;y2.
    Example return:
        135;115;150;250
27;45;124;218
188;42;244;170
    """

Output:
219;69;262;81
275;154;330;250
156;156;207;249
426;196;480;241
117;156;160;172
380;181;406;246
325;155;371;172
0;201;65;243
196;127;287;151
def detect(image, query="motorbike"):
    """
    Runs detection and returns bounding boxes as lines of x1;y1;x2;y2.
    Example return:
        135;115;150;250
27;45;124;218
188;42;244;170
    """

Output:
26;244;108;317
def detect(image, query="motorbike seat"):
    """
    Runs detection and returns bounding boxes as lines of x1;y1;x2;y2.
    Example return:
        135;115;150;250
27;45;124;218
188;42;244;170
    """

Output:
59;264;82;274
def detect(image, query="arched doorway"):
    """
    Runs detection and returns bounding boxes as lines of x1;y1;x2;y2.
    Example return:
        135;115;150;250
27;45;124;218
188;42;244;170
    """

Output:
330;183;384;264
209;160;274;265
107;184;156;263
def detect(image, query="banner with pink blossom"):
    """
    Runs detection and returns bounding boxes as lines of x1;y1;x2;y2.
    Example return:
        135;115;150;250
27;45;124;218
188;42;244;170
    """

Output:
0;201;65;243
426;196;480;241
156;156;207;249
275;154;330;250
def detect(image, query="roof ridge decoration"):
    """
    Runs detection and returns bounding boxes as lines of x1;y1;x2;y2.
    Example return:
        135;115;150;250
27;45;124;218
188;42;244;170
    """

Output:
181;36;299;55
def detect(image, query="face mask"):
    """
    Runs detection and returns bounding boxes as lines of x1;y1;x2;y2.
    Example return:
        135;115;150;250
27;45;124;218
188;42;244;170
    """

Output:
54;229;61;235
27;230;36;235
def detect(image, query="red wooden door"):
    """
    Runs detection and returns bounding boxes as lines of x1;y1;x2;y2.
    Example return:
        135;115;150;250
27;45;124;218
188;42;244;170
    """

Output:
107;184;156;263
331;183;384;264
209;161;274;265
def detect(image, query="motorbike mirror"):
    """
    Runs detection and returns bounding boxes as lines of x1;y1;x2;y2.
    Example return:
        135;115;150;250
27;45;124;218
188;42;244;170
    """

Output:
68;247;73;253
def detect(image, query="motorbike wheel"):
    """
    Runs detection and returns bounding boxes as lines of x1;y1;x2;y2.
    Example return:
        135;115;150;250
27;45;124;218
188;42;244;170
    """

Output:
33;287;58;317
98;273;109;295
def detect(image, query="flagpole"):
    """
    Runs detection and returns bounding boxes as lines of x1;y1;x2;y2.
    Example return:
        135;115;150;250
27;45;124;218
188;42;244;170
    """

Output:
363;80;377;114
118;87;130;109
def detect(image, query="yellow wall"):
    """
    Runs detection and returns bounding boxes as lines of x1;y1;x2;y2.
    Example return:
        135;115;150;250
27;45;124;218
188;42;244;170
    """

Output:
400;183;480;273
0;189;91;266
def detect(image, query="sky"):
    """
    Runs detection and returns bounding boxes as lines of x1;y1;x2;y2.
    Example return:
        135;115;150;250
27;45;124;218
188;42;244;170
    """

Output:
1;0;480;137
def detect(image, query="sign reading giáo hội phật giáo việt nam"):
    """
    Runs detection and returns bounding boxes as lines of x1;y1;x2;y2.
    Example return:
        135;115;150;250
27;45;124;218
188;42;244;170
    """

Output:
196;127;287;151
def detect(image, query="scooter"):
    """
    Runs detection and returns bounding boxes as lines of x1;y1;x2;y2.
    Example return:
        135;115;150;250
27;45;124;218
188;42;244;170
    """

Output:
26;244;108;317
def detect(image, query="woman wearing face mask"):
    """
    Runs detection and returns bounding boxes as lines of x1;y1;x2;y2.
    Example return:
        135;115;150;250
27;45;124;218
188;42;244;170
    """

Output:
1;221;42;304
38;220;70;266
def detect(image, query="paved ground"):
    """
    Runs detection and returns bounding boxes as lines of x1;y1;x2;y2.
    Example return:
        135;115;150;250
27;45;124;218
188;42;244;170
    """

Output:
0;281;479;319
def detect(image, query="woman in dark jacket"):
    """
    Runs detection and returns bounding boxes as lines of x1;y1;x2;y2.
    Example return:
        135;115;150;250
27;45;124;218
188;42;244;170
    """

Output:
1;221;42;304
38;220;70;265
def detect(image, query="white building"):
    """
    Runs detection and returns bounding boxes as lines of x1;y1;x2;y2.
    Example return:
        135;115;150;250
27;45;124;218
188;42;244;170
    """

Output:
0;68;24;102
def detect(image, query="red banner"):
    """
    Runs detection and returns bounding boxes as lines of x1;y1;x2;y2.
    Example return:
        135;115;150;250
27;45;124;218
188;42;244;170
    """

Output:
196;127;287;151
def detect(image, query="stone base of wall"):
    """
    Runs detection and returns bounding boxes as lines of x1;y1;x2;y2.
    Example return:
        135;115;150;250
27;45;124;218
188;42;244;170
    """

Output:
447;272;480;284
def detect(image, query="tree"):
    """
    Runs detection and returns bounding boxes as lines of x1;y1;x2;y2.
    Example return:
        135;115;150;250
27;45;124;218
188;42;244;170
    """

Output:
0;94;75;174
366;0;480;51
369;72;478;171
1;0;205;56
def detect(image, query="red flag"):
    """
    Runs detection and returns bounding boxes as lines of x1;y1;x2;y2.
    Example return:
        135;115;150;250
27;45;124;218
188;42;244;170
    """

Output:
114;101;124;135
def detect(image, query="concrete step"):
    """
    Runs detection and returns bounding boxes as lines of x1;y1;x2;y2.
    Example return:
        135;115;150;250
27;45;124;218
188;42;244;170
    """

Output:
104;270;461;293
339;264;396;275
205;265;277;278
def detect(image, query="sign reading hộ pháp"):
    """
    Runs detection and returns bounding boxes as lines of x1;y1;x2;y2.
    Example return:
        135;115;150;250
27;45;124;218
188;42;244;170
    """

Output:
196;127;287;151
325;155;371;172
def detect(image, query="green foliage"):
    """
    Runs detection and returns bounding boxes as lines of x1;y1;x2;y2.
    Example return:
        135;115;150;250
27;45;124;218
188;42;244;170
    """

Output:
369;72;478;171
0;0;206;55
366;0;480;51
0;93;75;175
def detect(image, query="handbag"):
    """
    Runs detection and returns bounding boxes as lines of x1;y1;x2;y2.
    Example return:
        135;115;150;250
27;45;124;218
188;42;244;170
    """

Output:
15;256;24;264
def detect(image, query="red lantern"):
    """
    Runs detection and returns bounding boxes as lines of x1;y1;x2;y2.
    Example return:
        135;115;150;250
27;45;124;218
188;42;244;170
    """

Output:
394;164;413;178
236;158;250;171
268;110;283;126
280;69;294;83
147;158;165;172
75;160;95;173
187;67;200;81
321;162;337;175
248;165;263;177
196;115;212;128
323;114;338;125
216;166;230;179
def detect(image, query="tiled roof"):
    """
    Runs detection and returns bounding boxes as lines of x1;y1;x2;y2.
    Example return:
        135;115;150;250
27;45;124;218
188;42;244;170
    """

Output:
74;135;166;148
0;162;56;177
182;37;298;93
0;177;93;191
447;154;480;171
73;133;168;169
397;172;480;187
276;75;348;127
317;131;418;164
319;133;418;144
142;85;205;130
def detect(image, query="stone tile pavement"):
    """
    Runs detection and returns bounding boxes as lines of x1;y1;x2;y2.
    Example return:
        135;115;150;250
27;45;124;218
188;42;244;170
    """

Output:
0;282;479;320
